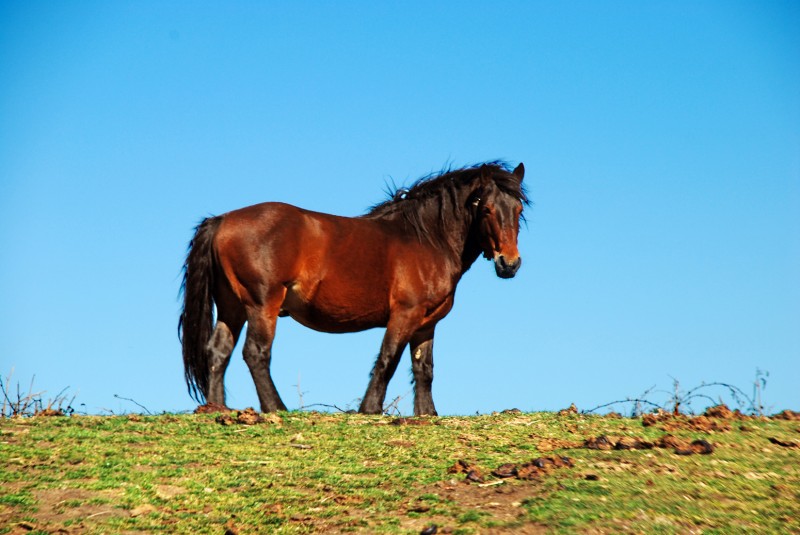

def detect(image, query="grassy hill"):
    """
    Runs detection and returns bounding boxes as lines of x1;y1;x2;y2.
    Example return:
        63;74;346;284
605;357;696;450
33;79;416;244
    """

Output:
1;408;798;533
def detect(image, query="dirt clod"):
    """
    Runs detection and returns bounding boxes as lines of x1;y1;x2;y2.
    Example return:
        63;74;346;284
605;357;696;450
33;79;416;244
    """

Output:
558;404;578;416
537;437;582;452
772;410;800;421
195;403;229;414
690;439;715;455
465;469;484;483
584;435;614;450
215;407;265;426
216;414;235;425
615;437;654;450
642;410;672;427
655;434;686;450
447;459;474;474
768;437;798;448
236;408;263;425
491;463;518;479
34;408;65;417
704;404;734;419
492;456;573;481
391;418;432;426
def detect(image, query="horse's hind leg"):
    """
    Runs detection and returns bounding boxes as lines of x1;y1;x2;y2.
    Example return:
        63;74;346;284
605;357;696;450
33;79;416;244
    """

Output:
205;317;244;407
243;304;287;412
205;286;245;407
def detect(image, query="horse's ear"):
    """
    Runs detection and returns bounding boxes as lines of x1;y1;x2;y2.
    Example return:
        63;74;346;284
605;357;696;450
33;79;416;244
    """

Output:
512;163;525;182
479;164;493;187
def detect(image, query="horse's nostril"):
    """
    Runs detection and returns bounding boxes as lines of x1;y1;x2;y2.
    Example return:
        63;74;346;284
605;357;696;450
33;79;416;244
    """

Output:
498;255;520;270
495;255;521;278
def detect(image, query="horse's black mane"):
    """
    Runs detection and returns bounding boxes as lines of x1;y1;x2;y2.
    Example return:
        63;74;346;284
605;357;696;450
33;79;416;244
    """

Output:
362;161;527;248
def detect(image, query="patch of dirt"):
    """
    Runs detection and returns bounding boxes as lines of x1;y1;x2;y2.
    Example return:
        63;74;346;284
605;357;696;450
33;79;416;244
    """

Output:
584;435;615;450
641;404;763;432
154;484;188;500
584;435;655;451
385;440;415;448
194;402;230;414
583;434;714;456
767;437;799;448
7;487;128;533
664;415;732;433
34;408;66;417
557;403;578;416
642;408;734;433
402;481;550;534
447;459;485;483
772;410;800;421
492;456;574;481
447;455;574;486
390;417;434;426
641;411;671;427
674;439;715;456
704;405;736;419
536;438;582;452
215;407;281;426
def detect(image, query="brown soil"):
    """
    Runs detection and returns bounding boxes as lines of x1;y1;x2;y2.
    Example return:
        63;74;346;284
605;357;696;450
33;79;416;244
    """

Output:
772;410;800;421
641;405;747;433
768;437;799;448
2;488;126;534
536;437;582;452
194;402;230;414
390;417;434;426
214;407;280;425
401;480;551;534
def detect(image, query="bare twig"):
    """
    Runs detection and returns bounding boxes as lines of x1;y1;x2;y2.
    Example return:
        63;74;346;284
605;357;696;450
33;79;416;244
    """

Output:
583;398;662;416
383;390;412;416
1;370;69;418
113;394;153;415
302;403;352;413
293;373;309;411
584;372;768;417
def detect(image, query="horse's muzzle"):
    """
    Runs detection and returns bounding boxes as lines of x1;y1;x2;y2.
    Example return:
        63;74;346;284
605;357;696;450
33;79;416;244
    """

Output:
494;254;521;279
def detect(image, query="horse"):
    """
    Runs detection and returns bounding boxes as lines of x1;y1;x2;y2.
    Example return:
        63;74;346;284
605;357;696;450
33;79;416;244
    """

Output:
179;161;527;416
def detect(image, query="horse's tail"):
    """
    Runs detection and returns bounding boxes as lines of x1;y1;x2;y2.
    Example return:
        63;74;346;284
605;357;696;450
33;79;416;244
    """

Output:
179;216;223;404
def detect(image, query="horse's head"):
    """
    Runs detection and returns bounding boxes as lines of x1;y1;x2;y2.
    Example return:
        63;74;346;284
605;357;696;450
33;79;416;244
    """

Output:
472;163;526;279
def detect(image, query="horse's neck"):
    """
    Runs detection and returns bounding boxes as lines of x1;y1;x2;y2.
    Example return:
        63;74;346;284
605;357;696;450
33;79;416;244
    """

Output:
410;203;479;276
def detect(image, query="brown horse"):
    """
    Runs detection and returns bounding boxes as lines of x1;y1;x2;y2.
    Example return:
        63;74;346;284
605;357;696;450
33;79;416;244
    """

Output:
179;162;527;415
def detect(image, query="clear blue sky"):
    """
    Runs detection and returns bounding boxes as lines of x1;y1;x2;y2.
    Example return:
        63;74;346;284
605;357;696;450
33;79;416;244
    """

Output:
1;1;798;416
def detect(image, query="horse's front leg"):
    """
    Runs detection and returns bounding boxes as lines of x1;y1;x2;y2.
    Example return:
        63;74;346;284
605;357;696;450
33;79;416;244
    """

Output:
410;328;437;416
359;308;424;414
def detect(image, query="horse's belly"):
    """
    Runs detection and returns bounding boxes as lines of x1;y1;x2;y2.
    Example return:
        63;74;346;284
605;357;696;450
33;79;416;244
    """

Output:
280;282;389;334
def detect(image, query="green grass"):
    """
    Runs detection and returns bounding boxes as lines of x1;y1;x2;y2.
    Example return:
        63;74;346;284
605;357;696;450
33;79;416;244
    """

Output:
1;411;798;533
